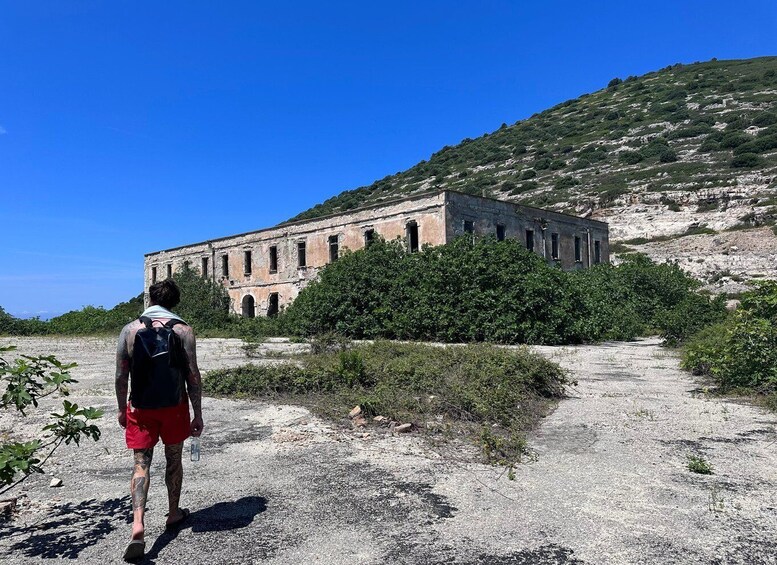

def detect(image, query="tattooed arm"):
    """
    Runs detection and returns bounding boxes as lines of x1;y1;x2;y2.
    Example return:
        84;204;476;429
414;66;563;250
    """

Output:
179;325;204;436
116;324;131;428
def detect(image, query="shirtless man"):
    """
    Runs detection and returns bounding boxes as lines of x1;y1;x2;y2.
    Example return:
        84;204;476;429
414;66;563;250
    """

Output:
115;279;204;561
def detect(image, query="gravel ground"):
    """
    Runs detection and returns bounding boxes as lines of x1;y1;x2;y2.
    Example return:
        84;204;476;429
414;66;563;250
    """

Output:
1;336;775;565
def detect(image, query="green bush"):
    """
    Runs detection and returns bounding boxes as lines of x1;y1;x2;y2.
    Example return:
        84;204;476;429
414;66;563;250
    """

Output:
619;151;643;165
285;239;719;346
682;282;777;396
172;262;232;330
730;153;765;168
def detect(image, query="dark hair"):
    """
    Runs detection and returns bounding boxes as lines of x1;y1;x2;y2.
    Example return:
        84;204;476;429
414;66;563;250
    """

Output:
149;279;181;309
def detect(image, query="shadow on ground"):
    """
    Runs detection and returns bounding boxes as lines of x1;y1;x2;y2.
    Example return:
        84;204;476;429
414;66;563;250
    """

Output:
0;496;130;559
141;495;268;563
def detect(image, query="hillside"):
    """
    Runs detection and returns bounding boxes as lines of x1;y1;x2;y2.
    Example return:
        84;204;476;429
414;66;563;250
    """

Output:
290;57;777;293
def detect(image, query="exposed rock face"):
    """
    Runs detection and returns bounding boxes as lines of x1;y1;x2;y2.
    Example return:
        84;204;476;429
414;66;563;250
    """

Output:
615;226;777;294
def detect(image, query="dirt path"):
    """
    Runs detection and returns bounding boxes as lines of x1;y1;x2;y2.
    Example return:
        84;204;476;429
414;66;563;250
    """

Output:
1;337;775;564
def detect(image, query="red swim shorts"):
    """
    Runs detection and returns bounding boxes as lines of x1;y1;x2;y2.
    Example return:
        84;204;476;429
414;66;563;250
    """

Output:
125;401;191;449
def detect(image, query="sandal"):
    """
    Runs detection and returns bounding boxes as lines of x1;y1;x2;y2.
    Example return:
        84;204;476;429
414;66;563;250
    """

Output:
123;539;145;561
165;507;190;531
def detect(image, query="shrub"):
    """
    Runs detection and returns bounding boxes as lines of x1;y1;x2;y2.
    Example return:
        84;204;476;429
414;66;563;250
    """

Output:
172;262;232;330
607;77;623;88
730;153;764;168
682;282;777;396
204;341;571;466
1;346;103;494
619;151;643;165
752;111;777;127
554;176;580;190
659;148;678;163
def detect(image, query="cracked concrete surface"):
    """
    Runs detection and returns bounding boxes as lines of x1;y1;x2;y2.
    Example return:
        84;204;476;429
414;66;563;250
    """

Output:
1;337;775;564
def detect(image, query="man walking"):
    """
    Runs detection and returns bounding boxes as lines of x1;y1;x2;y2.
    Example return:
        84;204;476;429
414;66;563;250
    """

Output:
115;279;204;561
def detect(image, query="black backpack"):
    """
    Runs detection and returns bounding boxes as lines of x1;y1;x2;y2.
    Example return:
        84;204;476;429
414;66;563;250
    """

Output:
130;317;189;409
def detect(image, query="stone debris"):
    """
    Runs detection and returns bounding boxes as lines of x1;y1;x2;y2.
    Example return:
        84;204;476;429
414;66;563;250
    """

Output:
272;428;309;443
394;423;413;434
0;498;16;521
353;417;367;428
348;406;362;419
373;415;387;423
49;478;63;488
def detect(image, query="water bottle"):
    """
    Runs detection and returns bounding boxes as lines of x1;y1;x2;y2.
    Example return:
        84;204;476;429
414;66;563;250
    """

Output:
190;437;200;462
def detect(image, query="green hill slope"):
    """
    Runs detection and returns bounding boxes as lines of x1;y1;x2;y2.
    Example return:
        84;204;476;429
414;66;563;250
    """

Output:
289;57;777;293
291;57;777;223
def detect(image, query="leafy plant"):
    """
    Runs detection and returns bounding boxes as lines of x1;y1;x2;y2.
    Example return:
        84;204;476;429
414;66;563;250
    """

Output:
687;454;713;474
0;346;103;494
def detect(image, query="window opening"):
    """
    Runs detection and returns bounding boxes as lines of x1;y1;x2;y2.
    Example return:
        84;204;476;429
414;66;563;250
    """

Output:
328;235;339;263
297;241;307;267
551;233;560;260
151;266;157;284
166;264;172;279
244;250;252;275
364;229;375;246
267;293;279;317
406;221;419;253
221;254;229;277
525;229;535;252
269;246;278;273
463;220;474;234
201;257;209;278
574;236;582;262
594;240;601;264
496;224;506;242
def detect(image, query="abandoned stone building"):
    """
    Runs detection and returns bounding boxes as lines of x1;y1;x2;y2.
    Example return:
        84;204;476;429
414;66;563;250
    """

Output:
144;190;610;317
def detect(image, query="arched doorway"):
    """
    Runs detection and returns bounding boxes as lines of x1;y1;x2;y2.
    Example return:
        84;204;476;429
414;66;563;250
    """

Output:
241;295;255;318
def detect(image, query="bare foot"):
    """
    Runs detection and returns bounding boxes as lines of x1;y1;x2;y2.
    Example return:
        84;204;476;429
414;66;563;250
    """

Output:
131;523;144;541
165;508;184;526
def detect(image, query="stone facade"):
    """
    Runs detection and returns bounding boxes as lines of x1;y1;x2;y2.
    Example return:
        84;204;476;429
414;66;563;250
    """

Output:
144;190;609;317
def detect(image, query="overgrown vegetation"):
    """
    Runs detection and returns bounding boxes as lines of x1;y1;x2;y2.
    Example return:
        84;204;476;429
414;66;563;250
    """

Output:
0;295;143;336
682;281;777;408
204;340;571;468
284;238;725;345
0;346;103;494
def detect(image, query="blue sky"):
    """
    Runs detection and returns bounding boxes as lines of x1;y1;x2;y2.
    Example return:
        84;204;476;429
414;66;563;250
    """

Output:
1;1;776;317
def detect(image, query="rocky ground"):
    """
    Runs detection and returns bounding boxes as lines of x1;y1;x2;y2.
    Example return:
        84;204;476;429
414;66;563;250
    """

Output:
1;337;776;565
616;225;777;295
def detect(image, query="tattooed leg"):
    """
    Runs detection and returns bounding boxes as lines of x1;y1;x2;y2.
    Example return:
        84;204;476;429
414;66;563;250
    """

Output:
164;442;184;524
130;448;153;540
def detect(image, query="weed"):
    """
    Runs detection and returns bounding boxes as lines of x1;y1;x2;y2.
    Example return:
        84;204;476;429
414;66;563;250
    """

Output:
687;454;713;474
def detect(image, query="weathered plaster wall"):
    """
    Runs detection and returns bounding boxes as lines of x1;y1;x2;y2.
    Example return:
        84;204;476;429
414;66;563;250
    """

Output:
144;190;610;316
144;192;448;315
444;192;610;269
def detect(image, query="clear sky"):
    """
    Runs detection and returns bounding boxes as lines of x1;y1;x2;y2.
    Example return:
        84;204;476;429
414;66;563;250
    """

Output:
1;1;776;317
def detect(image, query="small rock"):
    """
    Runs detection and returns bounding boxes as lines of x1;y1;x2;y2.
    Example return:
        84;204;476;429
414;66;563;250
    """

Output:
373;415;386;423
361;433;371;439
49;478;63;488
0;498;16;521
348;406;362;419
354;417;367;428
395;423;412;434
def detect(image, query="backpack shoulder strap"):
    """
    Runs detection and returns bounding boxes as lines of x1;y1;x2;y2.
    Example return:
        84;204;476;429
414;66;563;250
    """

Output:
164;319;188;329
139;316;154;330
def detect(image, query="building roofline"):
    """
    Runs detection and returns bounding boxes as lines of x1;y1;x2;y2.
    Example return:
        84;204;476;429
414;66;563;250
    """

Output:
145;188;607;257
144;190;445;256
